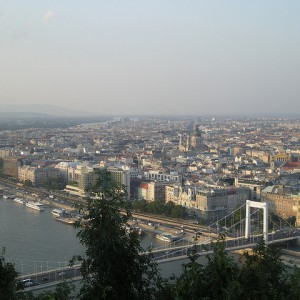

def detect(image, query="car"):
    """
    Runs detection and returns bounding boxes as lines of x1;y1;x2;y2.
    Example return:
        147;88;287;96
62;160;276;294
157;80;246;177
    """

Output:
58;272;65;276
21;279;33;287
41;277;48;281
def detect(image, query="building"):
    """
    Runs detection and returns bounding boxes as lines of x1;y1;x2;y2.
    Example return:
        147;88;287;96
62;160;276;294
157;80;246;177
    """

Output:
261;185;300;226
3;157;25;178
107;166;131;200
166;185;250;222
0;148;12;159
178;125;208;152
234;177;264;200
18;165;62;186
195;187;250;222
137;182;149;200
65;166;131;200
143;170;181;183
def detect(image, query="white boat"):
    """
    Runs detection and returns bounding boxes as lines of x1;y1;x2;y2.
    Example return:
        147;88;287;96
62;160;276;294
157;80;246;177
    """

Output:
156;232;184;243
13;198;25;205
155;234;173;242
55;217;77;225
25;201;44;211
52;208;65;217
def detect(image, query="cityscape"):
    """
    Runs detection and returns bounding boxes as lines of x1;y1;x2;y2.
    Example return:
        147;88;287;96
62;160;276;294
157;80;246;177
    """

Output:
1;113;300;298
1;1;300;299
1;115;300;225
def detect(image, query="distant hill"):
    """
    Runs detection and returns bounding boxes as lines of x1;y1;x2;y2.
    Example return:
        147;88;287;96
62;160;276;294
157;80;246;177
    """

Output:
1;104;97;117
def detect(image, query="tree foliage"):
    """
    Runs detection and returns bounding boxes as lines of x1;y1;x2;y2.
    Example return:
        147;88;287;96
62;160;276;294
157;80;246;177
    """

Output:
131;199;187;219
239;240;292;299
42;177;66;191
16;282;74;300
165;236;242;300
0;248;18;299
162;237;300;300
72;169;161;300
24;180;33;187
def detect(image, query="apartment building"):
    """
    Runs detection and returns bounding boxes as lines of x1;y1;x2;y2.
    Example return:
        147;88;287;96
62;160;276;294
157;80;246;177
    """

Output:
261;185;300;226
143;170;181;183
166;185;250;222
18;165;62;186
3;157;25;178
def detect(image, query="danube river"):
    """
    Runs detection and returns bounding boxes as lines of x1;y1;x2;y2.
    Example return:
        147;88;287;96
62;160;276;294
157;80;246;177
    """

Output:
0;196;187;277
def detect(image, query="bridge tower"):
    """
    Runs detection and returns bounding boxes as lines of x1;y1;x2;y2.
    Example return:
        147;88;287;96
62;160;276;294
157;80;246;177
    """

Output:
245;200;268;242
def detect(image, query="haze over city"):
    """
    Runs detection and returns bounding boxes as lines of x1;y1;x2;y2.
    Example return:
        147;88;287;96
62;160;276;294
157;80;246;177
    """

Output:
1;1;299;116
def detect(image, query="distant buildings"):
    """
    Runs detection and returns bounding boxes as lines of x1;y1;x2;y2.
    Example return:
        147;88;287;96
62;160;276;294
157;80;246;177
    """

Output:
1;116;300;225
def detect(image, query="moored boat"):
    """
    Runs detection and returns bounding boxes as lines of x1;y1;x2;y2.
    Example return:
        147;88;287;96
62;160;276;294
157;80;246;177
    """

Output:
25;201;44;211
13;198;25;205
55;217;77;225
156;232;184;242
155;234;173;242
52;208;66;217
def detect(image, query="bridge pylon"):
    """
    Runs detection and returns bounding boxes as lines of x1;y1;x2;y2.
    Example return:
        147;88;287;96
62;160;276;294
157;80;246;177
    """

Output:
245;200;268;242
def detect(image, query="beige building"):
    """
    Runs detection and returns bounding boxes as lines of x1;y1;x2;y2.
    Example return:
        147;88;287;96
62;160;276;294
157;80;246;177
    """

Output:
65;166;131;200
107;166;130;200
261;185;299;226
18;165;62;186
166;185;250;222
137;182;149;200
137;181;171;202
0;149;12;159
3;157;25;178
65;167;98;197
234;178;263;200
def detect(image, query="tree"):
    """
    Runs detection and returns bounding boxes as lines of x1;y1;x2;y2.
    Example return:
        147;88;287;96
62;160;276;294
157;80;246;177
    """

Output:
201;236;242;300
170;205;187;219
132;199;148;212
164;201;175;216
24;180;33;187
31;282;75;300
42;177;66;191
167;236;242;300
15;281;74;300
240;239;292;299
72;169;161;300
0;248;18;299
147;200;165;215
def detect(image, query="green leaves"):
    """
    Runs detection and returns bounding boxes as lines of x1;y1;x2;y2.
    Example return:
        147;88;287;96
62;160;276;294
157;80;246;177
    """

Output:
131;200;187;219
161;236;300;300
0;248;18;299
73;169;161;300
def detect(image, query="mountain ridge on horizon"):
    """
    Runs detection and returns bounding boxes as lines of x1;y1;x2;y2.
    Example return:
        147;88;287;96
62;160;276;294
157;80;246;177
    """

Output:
1;104;97;117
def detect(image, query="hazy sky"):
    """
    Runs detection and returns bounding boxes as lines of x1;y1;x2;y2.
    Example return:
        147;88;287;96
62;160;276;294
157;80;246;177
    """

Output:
1;1;299;116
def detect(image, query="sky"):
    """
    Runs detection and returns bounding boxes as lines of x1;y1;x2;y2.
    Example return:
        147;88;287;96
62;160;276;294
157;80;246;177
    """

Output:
0;1;300;116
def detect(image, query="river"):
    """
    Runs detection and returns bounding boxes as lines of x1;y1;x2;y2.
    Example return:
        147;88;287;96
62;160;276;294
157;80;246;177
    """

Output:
0;196;189;277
